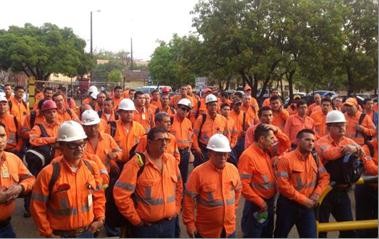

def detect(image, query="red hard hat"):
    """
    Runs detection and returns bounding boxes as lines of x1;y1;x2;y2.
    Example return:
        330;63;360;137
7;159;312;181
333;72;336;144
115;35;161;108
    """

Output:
161;87;171;94
41;100;57;112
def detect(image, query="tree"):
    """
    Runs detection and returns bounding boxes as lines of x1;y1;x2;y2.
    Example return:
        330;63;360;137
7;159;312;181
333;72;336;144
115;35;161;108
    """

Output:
0;23;93;81
107;69;123;83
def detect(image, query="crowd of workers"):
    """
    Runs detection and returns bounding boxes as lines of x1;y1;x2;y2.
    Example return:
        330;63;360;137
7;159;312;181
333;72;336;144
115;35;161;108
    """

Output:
0;82;377;238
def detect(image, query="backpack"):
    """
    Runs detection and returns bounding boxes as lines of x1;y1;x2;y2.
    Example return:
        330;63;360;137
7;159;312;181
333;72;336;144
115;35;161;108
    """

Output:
356;113;372;143
105;153;146;229
23;124;55;176
48;160;95;198
324;152;363;185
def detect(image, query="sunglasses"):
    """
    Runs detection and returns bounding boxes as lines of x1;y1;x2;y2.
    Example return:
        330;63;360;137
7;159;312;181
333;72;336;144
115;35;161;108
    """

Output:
180;107;190;112
65;141;87;150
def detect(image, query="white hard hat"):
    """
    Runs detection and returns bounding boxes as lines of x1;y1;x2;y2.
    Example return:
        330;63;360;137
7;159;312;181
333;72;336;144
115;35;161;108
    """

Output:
206;134;231;153
88;85;98;94
57;120;87;142
118;98;136;111
81;109;101;126
205;94;218;104
178;98;192;108
326;110;346;124
0;94;8;102
90;90;99;99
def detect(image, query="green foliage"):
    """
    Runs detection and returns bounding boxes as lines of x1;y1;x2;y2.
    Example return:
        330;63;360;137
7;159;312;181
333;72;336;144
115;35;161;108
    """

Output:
107;69;123;83
149;0;377;96
0;23;93;81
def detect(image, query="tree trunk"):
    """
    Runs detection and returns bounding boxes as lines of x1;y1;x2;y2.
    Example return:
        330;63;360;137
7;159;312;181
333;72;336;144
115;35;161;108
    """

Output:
287;70;295;100
346;66;353;96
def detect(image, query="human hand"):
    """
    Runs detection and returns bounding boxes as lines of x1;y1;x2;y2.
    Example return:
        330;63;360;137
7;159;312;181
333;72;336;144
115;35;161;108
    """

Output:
304;198;316;209
187;227;198;238
88;219;104;233
342;144;358;155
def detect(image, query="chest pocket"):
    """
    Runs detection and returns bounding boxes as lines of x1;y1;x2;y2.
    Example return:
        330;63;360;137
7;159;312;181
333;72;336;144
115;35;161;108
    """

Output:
292;165;305;190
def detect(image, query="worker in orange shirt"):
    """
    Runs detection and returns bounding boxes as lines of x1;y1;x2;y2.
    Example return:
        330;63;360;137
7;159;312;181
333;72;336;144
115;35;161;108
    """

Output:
171;98;193;184
241;94;259;124
0;95;22;156
133;91;154;132
243;85;259;113
0;122;35;237
230;95;253;164
284;100;315;147
112;86;124;111
20;99;46;148
144;93;158;115
150;89;162;111
183;134;241;238
315;110;362;238
238;124;278;237
220;103;238;149
53;92;79;124
332;96;343;111
136;112;180;162
274;129;330;238
114;98;145;161
245;106;291;155
82;85;99;109
113;127;183;238
343;97;376;145
155;93;176;119
310;97;332;138
30;121;105;238
270;95;289;129
363;98;378;128
170;85;189;108
94;91;107;112
98;97;118;127
192;94;229;167
308;93;322;115
9;86;29;125
186;85;201;123
3;84;13;101
355;137;378;238
197;88;213;115
286;95;301;115
33;87;54;111
262;88;280;107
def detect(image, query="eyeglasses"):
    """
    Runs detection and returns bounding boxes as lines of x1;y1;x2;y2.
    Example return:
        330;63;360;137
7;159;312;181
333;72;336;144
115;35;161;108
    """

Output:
65;141;86;150
180;107;190;112
153;137;171;143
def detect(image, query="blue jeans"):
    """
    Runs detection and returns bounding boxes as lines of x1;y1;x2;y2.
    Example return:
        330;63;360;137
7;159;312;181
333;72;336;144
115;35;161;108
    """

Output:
0;223;16;238
274;195;317;238
355;184;378;238
132;217;176;238
318;188;356;238
53;230;93;238
241;197;274;238
179;148;190;185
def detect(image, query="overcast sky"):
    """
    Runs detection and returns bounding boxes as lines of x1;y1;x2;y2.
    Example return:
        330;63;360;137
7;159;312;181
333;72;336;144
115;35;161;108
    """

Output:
0;0;199;60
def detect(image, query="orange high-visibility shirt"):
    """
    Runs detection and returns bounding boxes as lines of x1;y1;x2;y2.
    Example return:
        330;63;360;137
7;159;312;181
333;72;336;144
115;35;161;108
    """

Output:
20;111;45;140
286;105;297;115
0;113;22;152
150;99;162;110
183;161;241;238
84;132;122;172
136;133;180;162
361;138;378;176
226;117;238;148
238;144;277;209
310;110;328;138
157;106;176;119
192;113;229;151
113;120;146;161
308;103;321;115
275;149;330;206
241;105;258;125
230;110;253;138
112;97;123;111
30;157;105;237
113;152;183;225
0;152;35;221
171;115;193;149
29;121;60;147
56;108;79;124
344;112;376;145
272;109;289;129
262;98;270;107
284;114;315;144
315;135;359;164
133;107;155;133
9;97;29;125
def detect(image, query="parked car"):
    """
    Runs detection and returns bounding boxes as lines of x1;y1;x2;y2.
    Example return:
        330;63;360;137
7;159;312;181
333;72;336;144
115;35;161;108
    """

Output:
135;85;172;94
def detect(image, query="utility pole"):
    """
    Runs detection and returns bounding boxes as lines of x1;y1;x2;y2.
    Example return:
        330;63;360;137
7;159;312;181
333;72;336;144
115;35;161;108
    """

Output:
90;11;93;56
130;37;133;71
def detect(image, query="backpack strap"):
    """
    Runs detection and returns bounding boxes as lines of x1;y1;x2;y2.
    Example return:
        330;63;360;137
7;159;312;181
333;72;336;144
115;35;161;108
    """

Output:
97;111;103;119
36;124;49;137
82;159;95;175
48;162;61;199
358;113;366;125
242;112;246;131
365;141;375;157
197;113;207;138
135;153;146;178
12;116;19;143
8;101;12;111
66;108;73;119
30;111;37;128
108;121;117;137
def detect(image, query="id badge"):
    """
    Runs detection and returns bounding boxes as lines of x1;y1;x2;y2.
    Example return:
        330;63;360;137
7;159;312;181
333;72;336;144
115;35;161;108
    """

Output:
142;113;146;120
1;166;10;178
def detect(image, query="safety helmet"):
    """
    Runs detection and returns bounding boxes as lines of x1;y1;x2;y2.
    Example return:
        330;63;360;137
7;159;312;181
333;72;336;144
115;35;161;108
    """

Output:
41;100;57;112
118;98;136;111
202;88;212;94
205;94;218;104
57;120;87;142
177;98;192;109
326;110;346;123
90;90;99;99
0;95;7;102
161;87;171;94
81;109;101;126
88;85;98;94
206;134;231;153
